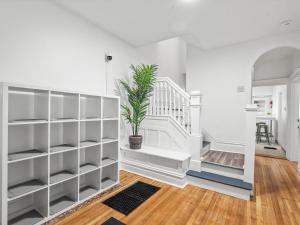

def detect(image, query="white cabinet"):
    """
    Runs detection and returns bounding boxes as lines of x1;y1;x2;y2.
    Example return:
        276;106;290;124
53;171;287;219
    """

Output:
0;83;120;225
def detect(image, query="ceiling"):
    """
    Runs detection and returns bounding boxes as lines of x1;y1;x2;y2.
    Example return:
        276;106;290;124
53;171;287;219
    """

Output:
56;0;300;49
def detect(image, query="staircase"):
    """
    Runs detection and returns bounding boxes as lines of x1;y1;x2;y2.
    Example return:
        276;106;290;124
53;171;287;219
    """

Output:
122;77;256;200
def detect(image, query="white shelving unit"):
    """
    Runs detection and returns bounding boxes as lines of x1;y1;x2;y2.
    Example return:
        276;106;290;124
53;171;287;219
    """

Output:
0;83;120;225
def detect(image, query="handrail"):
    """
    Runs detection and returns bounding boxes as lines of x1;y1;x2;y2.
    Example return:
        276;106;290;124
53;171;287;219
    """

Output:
157;77;190;100
147;77;194;134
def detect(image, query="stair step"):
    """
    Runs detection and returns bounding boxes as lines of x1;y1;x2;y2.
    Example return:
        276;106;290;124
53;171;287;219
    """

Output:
201;150;244;170
187;170;252;190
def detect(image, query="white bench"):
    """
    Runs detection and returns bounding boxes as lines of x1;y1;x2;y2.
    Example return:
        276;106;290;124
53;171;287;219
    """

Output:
121;145;191;188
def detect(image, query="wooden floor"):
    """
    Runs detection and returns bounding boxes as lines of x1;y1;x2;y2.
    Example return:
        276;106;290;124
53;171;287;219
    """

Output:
202;150;245;169
54;156;300;225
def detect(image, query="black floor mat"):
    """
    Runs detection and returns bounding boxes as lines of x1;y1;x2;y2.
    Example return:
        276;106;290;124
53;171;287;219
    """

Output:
102;217;125;225
102;181;160;215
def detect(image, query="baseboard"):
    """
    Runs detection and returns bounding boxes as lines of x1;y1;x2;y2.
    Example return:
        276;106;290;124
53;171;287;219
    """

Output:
187;176;251;200
121;161;187;188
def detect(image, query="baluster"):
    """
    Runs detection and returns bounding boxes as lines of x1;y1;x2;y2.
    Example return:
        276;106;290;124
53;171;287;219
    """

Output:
164;82;168;115
160;82;163;115
182;97;185;127
168;85;172;116
177;92;180;124
158;82;161;115
188;106;191;133
173;88;176;118
153;84;156;115
148;95;152;116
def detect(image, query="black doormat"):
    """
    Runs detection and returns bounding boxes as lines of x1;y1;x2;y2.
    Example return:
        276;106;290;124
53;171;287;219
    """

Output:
102;217;125;225
102;181;160;215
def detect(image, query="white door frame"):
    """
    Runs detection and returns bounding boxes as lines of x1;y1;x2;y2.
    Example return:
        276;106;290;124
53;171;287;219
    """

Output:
287;69;300;172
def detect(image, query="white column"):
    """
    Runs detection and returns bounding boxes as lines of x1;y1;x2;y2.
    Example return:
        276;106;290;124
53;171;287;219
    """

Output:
244;104;258;184
190;91;202;136
188;91;203;171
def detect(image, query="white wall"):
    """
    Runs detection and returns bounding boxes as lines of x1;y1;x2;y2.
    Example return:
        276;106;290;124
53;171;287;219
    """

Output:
187;31;300;147
0;0;139;95
252;86;274;97
137;37;187;89
273;85;288;149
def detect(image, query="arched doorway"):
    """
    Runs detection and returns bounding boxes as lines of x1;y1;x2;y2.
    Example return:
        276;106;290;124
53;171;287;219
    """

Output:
251;47;300;161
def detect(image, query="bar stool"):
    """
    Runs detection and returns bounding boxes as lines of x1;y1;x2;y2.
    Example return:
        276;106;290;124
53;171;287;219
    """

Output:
256;122;270;144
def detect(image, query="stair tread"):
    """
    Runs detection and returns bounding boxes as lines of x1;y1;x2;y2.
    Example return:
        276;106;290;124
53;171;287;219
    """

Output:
202;150;244;170
187;170;252;190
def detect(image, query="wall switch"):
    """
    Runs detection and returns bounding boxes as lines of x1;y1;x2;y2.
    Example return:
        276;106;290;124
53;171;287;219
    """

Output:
237;85;245;93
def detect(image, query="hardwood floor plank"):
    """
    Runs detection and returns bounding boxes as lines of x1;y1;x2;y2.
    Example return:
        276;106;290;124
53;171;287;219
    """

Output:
52;156;300;225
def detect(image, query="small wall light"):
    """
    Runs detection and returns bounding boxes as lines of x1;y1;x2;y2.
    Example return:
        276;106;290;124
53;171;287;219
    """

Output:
105;52;113;62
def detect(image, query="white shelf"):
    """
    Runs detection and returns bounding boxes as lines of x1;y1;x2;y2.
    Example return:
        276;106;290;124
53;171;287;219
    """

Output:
79;169;100;200
50;196;75;216
50;119;78;123
50;171;77;185
8;209;44;225
80;95;101;120
102;138;118;144
8;189;47;225
80;140;100;148
101;178;117;191
8;150;47;163
8;120;48;126
8;180;47;200
80;163;98;175
1;83;120;225
102;97;119;119
101;158;117;167
50;145;77;154
80;118;101;122
79;186;98;201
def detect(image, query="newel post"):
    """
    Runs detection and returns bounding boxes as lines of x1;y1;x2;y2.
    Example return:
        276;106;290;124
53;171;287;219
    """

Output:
188;91;203;170
190;91;202;136
244;104;258;184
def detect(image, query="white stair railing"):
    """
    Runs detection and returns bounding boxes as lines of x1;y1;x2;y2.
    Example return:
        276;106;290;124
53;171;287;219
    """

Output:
147;77;201;135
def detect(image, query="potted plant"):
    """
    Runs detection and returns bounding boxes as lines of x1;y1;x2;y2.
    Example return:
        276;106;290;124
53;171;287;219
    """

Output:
119;64;157;149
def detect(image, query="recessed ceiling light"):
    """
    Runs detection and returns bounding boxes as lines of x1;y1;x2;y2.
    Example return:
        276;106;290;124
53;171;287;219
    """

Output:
280;19;293;26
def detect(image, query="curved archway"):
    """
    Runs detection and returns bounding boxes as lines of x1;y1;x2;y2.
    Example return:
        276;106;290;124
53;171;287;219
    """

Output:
252;47;300;84
251;46;300;161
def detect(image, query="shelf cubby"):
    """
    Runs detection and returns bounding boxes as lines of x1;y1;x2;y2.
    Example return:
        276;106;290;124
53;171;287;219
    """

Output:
80;121;101;147
101;163;118;191
8;124;48;162
102;97;119;119
80;145;100;174
2;83;119;225
8;87;49;124
8;188;48;225
50;178;78;216
79;169;100;201
50;122;78;153
8;156;48;200
50;92;78;121
102;141;118;167
102;120;118;143
50;150;78;185
80;95;101;120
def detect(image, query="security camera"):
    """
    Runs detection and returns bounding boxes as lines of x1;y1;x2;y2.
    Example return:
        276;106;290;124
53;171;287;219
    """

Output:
105;53;112;62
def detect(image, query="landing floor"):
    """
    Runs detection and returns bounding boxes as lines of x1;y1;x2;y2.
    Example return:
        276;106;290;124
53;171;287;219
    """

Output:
53;156;300;225
202;150;244;169
255;142;286;159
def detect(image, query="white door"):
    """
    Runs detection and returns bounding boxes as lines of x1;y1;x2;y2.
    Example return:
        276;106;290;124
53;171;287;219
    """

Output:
298;96;300;173
288;83;300;166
